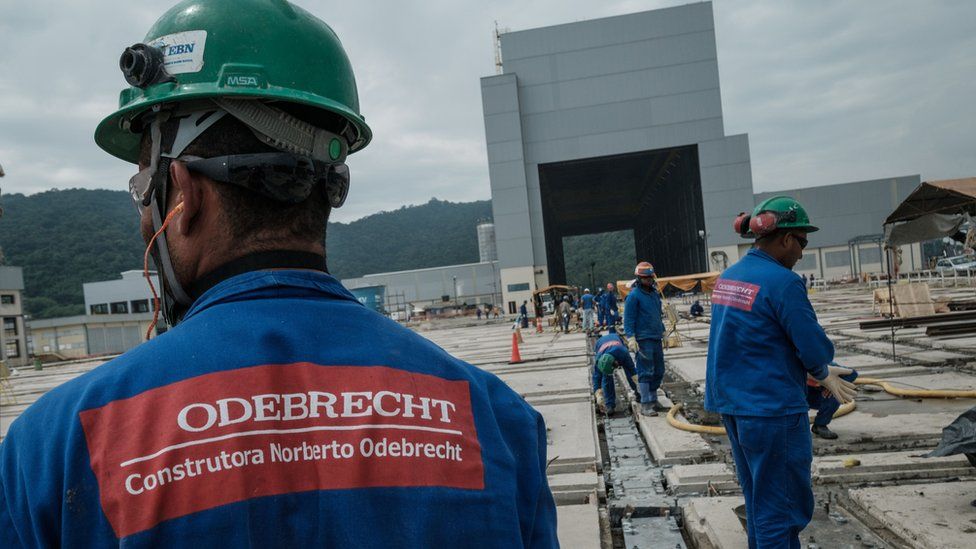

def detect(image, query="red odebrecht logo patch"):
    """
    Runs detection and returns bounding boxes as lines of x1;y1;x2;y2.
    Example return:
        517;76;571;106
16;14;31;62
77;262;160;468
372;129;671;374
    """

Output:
712;279;760;311
80;363;484;538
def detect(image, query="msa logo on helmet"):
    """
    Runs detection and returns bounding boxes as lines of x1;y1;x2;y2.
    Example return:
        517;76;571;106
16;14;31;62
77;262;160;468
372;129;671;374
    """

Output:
222;74;265;88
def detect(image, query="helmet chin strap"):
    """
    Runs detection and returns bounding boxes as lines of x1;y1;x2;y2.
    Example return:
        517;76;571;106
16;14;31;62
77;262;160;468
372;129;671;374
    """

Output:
145;110;223;327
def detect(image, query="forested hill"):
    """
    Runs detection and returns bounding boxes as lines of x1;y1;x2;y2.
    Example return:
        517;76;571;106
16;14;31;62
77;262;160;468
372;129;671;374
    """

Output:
0;189;630;319
0;190;493;318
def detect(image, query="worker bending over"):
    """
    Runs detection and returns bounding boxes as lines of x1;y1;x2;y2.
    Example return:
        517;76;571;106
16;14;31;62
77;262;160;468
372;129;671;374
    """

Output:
623;262;667;417
690;300;704;317
592;330;640;416
807;365;859;440
0;1;557;545
705;196;856;548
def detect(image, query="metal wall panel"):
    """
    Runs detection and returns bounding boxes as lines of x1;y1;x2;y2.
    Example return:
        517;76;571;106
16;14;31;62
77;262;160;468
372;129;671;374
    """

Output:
756;175;920;248
500;3;714;61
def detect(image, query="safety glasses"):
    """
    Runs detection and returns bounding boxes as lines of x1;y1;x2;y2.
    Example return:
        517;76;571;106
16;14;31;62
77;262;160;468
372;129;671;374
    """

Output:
128;166;154;216
792;233;809;249
128;153;349;214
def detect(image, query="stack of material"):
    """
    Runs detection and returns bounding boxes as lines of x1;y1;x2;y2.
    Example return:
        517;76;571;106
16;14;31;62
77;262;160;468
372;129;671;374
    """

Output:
872;282;935;317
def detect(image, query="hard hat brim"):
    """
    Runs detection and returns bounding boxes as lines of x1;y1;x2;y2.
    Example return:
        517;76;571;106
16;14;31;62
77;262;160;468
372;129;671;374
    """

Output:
95;84;372;164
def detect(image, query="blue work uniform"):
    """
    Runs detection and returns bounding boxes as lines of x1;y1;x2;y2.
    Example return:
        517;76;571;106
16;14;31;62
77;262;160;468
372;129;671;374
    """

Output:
596;291;606;326
604;291;619;325
581;293;595;332
705;248;834;549
0;270;557;547
623;282;665;405
519;302;529;328
591;334;639;410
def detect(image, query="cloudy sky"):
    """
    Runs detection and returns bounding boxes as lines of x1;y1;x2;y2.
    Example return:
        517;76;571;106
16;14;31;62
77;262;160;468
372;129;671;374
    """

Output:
1;1;974;222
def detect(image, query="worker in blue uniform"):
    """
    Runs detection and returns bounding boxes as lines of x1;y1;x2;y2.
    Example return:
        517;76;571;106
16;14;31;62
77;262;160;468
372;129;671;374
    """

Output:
591;330;640;416
581;288;596;334
807;365;859;439
596;288;607;327
623;262;667;417
690;300;704;317
604;283;619;326
705;196;856;548
0;2;558;546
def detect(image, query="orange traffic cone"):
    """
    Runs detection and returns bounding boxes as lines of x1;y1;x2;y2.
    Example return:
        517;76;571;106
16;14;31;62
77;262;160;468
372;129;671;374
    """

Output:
535;317;543;334
509;332;524;364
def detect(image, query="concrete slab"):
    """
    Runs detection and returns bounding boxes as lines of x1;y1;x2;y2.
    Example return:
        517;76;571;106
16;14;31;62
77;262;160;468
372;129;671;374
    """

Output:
556;502;602;549
849;481;976;548
668;356;707;384
664;462;738;495
634;406;714;465
496;365;590;398
881;371;976;391
682;496;748;549
535;401;598;467
814;450;974;484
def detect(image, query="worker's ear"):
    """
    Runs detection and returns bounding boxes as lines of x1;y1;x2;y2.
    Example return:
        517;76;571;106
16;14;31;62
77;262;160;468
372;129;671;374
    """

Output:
169;160;209;236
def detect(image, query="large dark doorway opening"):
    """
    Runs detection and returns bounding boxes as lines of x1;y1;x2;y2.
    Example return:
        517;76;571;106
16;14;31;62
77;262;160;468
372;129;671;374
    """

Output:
539;145;706;285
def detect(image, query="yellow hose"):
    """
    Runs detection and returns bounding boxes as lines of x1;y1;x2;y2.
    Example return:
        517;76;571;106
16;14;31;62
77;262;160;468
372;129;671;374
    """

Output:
855;377;976;399
667;401;856;436
667;376;976;435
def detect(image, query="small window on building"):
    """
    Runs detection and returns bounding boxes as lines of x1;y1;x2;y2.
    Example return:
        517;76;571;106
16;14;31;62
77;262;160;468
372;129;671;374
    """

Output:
1;294;14;305
508;301;517;314
91;303;109;315
507;283;531;292
131;299;150;313
794;253;817;272
110;302;128;314
5;340;19;358
824;251;851;268
3;317;17;336
858;247;882;266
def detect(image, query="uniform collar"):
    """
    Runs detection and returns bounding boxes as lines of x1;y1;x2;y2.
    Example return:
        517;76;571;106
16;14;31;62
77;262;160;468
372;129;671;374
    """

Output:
181;269;361;322
748;247;787;268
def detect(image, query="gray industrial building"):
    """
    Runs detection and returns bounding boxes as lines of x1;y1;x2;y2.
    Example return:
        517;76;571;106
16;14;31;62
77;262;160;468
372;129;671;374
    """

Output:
342;261;501;314
0;266;28;367
481;2;926;309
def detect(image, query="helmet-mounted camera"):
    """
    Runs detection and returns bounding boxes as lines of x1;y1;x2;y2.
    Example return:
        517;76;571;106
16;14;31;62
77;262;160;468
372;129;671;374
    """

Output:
120;43;175;89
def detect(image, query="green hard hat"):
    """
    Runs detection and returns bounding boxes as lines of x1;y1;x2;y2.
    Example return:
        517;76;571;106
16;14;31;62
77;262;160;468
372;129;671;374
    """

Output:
94;0;371;164
753;196;819;233
596;354;616;376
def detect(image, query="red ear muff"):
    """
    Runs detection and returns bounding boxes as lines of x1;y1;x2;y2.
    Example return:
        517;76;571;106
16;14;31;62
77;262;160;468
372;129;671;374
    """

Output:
749;211;779;237
733;213;751;236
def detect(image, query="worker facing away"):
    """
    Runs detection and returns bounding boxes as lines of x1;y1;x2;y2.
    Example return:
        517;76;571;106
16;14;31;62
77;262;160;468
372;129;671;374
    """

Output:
807;365;859;440
0;1;557;546
623;262;668;417
705;196;857;548
591;330;641;416
581;288;596;333
558;295;572;333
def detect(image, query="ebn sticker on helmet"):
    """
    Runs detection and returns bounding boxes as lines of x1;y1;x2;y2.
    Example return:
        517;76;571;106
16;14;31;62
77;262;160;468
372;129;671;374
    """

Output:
149;30;207;75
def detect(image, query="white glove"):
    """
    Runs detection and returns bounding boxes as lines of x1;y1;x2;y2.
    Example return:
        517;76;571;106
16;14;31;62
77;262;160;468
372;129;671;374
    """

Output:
627;337;639;353
818;365;857;404
594;388;605;408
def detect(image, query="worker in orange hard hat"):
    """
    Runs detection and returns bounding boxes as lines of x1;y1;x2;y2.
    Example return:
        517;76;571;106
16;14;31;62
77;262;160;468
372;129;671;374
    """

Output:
623;262;667;416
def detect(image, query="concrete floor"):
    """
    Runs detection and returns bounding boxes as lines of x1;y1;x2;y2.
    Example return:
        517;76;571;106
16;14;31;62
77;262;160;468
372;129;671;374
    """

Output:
5;282;976;547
